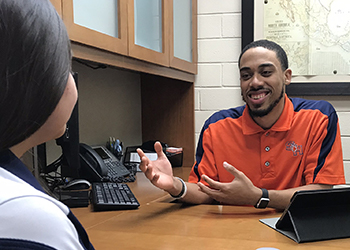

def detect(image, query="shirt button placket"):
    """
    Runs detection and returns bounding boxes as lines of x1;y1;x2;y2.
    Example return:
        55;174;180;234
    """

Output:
264;146;270;167
261;132;272;173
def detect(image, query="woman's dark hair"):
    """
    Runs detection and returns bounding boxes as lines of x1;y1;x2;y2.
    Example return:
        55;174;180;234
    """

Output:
238;39;289;71
0;0;71;150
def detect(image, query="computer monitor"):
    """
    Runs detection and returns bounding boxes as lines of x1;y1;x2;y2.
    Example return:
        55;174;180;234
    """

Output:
38;72;80;180
55;72;80;179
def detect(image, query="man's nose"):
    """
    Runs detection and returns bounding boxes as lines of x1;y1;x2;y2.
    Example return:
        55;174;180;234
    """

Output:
249;74;264;88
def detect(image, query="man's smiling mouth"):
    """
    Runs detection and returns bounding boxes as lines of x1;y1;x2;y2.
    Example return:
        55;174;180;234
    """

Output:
251;93;266;100
248;90;271;101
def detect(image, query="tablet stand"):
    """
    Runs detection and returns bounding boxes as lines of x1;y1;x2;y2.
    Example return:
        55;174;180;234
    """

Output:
260;188;350;243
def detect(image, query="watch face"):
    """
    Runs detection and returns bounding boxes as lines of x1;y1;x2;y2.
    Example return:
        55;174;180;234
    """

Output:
256;197;270;208
259;198;269;208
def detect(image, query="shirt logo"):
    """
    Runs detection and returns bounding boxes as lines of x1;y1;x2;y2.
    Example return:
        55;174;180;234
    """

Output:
286;141;303;156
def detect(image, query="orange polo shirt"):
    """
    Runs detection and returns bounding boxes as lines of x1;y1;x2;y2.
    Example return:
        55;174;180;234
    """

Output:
189;95;345;190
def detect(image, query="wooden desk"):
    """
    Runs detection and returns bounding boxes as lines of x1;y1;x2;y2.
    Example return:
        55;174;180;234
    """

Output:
72;168;350;250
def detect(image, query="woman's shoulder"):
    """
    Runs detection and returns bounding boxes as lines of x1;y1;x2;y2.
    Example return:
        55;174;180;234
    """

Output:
0;175;84;249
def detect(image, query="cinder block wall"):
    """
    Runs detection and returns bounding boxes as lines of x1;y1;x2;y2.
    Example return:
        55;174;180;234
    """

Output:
195;0;350;183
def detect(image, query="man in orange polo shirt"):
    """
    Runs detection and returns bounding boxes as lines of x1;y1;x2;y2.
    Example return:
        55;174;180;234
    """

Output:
137;39;345;210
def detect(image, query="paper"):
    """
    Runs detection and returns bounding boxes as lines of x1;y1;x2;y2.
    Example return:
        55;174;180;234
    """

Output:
129;152;158;163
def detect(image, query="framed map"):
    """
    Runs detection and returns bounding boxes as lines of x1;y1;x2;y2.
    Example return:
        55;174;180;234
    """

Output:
241;0;350;96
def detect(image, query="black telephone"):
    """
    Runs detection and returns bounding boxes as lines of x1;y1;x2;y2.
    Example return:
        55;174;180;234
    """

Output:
79;143;131;182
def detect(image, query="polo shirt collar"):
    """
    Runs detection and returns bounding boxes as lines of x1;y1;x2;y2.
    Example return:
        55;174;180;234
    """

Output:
242;94;293;135
0;149;45;192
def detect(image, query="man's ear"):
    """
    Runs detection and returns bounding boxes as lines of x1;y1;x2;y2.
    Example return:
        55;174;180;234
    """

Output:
284;68;292;86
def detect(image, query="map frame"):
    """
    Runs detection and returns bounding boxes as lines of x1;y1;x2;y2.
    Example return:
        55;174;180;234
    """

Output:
241;0;350;96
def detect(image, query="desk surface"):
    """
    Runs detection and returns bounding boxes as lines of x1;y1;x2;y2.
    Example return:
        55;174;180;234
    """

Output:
72;168;350;250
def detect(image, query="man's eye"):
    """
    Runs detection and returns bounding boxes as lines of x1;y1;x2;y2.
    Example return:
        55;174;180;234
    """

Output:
240;73;251;80
261;71;272;77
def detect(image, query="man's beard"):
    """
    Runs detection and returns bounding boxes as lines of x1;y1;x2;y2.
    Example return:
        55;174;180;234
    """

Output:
243;88;284;118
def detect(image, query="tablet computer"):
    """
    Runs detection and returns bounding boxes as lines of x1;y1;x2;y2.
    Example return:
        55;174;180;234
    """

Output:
260;187;350;243
277;187;350;229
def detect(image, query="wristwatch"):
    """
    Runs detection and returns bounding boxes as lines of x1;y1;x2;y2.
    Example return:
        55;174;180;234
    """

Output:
254;188;270;209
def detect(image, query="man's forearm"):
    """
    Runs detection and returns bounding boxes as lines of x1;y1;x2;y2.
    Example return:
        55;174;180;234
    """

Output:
268;184;332;210
180;182;213;204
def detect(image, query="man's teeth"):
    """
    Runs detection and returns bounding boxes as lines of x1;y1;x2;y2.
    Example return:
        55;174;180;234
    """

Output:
251;93;265;100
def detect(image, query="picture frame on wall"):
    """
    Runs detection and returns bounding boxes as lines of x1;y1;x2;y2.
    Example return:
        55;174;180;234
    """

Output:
241;0;350;96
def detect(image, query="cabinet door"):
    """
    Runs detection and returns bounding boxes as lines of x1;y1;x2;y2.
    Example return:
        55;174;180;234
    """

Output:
128;0;170;67
170;0;197;74
62;0;128;55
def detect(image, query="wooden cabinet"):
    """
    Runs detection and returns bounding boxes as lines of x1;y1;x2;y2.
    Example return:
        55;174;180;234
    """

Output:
127;0;170;67
170;0;197;74
141;74;194;168
50;0;196;167
50;0;62;16
55;0;197;74
126;0;197;74
62;0;128;56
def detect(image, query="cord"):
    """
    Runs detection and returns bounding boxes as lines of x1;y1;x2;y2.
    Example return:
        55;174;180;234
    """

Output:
40;156;69;193
73;58;107;70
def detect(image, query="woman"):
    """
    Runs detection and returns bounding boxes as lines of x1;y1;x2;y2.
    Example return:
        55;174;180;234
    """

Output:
0;0;94;249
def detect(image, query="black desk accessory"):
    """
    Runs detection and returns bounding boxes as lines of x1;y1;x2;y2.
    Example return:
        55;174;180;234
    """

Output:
90;182;139;211
56;181;91;208
260;187;350;243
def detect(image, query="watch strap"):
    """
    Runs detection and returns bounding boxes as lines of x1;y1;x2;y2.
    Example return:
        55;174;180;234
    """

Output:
170;177;187;199
254;188;269;209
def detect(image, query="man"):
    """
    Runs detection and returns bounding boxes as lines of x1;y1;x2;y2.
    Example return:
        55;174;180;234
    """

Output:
137;39;345;210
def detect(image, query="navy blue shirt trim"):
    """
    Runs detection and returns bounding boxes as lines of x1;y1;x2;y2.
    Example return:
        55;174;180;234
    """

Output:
194;105;245;182
290;98;338;181
0;149;95;250
194;98;338;183
0;150;44;192
0;238;56;250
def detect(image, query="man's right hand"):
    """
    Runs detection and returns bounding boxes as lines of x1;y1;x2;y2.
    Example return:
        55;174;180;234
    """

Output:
136;141;178;193
137;141;213;203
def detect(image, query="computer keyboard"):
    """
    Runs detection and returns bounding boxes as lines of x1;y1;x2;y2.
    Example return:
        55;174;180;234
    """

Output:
90;182;140;211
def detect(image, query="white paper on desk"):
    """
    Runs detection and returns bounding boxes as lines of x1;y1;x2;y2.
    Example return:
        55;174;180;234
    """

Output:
130;152;158;163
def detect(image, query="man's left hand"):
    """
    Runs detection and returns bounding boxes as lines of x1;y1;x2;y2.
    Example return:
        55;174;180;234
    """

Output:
197;161;262;206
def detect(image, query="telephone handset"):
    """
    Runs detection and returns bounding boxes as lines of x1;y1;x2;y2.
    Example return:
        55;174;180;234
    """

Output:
79;143;108;181
79;143;131;182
